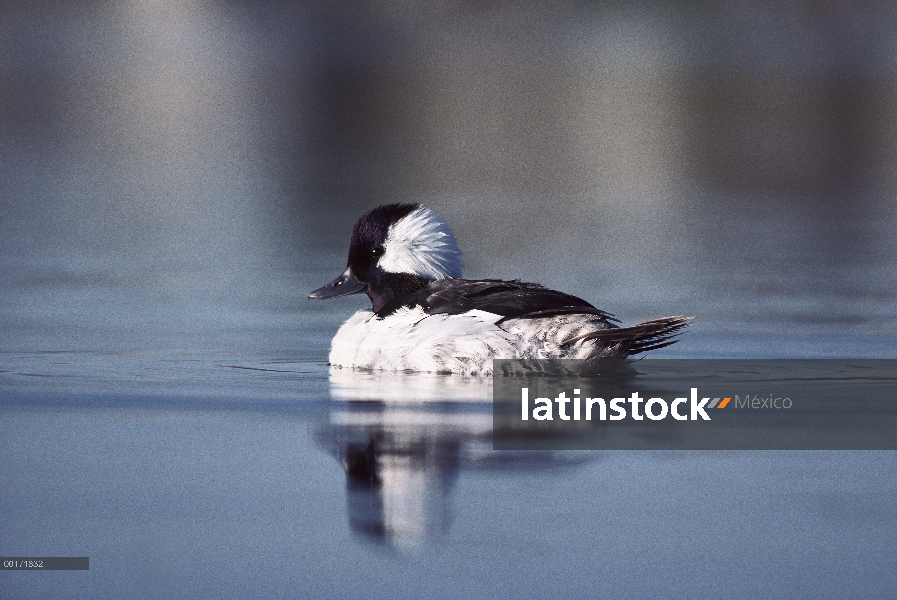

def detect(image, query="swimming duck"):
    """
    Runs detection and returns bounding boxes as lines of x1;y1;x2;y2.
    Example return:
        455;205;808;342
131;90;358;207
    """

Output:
309;203;690;375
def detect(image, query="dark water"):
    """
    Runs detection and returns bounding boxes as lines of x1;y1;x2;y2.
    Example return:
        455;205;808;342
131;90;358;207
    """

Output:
3;2;897;597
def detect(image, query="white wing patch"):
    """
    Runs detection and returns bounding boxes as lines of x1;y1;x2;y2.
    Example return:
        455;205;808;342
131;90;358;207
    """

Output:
377;206;463;279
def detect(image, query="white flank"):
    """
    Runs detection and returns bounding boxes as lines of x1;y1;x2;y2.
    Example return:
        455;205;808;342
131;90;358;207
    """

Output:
328;308;620;376
378;206;463;279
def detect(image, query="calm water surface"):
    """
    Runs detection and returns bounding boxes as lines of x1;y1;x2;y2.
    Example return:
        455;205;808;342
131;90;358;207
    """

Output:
2;236;896;599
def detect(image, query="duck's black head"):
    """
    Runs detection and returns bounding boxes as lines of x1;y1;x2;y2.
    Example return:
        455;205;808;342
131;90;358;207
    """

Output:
309;203;463;313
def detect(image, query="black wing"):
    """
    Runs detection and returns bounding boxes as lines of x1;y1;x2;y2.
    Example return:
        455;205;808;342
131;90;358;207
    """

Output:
376;279;619;324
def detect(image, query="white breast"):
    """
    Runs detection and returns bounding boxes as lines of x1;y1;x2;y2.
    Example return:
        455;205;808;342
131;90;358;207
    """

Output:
328;307;611;376
329;307;514;376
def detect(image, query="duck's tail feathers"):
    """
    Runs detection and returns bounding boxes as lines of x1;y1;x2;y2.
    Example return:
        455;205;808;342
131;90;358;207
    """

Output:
561;316;693;356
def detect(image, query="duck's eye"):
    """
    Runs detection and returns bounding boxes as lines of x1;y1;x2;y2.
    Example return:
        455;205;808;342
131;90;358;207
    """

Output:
371;246;385;258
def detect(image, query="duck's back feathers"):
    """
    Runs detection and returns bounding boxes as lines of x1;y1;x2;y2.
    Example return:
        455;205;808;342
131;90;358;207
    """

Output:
376;278;618;324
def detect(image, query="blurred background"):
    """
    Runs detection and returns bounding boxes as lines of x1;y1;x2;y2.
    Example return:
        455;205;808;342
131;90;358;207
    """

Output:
2;0;896;358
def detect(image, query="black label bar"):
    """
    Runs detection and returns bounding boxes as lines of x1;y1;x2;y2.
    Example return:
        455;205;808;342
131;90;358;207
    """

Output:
1;557;89;570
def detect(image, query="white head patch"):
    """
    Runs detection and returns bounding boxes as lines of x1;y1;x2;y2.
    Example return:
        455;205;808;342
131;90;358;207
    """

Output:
378;206;463;279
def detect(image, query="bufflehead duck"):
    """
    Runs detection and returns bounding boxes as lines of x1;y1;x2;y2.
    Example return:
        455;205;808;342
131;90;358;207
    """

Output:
309;203;690;375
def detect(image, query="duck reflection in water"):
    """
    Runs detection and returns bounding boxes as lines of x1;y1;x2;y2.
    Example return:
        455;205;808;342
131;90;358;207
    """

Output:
314;368;592;549
339;428;461;545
